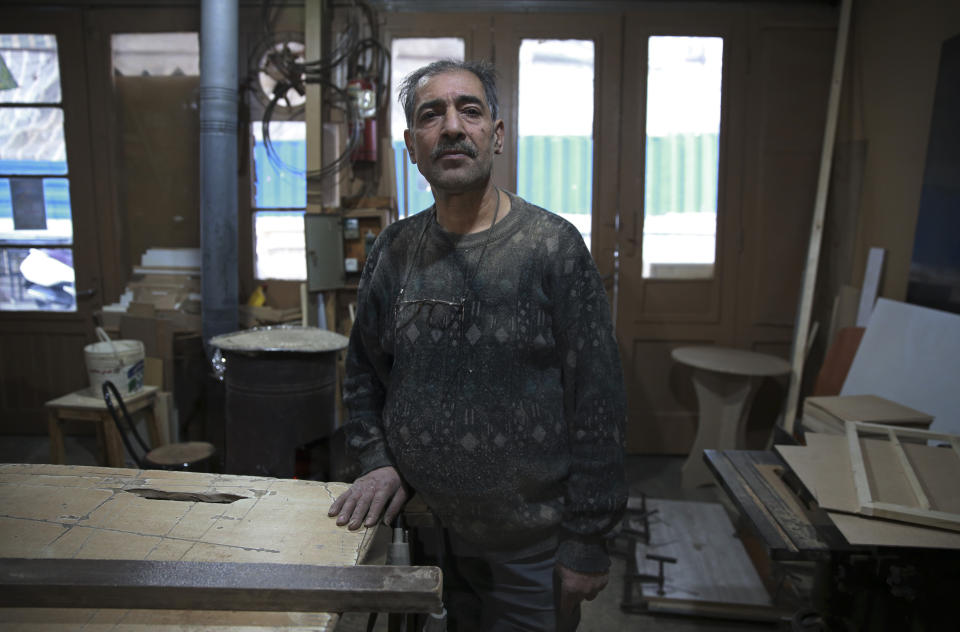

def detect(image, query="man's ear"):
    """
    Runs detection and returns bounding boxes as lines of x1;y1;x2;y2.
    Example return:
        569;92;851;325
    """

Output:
403;129;417;164
493;119;505;155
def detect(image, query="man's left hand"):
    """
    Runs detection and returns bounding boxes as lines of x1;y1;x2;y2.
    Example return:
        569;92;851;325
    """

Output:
556;563;609;614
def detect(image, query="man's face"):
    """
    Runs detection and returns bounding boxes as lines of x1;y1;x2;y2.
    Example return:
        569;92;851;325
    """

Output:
403;70;504;195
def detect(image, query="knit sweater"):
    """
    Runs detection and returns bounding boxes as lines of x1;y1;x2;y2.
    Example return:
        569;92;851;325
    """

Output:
342;194;627;573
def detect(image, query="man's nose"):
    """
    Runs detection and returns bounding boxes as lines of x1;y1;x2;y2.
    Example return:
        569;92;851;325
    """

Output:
440;109;465;138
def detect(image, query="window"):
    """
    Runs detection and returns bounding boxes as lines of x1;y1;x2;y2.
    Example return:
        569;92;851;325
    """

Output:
0;34;76;311
642;36;723;279
252;120;307;280
517;39;595;249
390;37;465;218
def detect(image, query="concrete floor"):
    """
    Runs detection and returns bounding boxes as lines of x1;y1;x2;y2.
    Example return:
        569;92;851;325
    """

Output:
1;435;795;631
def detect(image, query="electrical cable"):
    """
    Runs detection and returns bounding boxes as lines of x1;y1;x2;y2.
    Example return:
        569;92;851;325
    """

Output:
252;0;388;181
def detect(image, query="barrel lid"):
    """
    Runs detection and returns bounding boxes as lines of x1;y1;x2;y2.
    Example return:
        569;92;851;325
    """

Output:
210;325;348;353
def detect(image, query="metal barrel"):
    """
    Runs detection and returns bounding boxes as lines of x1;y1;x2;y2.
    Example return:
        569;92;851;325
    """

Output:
221;348;338;478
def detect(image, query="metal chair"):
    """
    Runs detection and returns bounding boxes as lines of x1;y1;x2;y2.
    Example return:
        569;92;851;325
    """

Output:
101;381;215;471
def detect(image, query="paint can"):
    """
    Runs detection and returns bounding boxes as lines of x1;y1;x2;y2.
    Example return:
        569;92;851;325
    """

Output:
84;327;145;396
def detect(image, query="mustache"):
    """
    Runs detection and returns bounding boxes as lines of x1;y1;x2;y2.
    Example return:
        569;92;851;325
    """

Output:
431;141;478;160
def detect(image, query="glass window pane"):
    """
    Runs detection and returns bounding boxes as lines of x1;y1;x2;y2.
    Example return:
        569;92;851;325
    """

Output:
390;38;465;218
0;108;68;173
254;210;306;281
0;177;72;244
0;34;61;104
518;39;594;250
112;33;200;77
0;246;75;311
252;121;307;208
642;36;723;279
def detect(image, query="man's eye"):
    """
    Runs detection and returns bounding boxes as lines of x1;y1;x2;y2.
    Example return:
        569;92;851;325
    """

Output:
463;108;481;117
419;111;437;121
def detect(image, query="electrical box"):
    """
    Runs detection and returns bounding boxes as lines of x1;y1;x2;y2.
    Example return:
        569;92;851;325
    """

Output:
304;214;344;291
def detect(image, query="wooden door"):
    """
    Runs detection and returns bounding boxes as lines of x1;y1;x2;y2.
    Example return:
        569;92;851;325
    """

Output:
0;9;103;434
616;12;742;454
489;13;622;287
615;8;836;454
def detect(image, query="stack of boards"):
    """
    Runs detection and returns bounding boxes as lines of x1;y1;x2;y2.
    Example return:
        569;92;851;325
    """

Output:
801;394;932;436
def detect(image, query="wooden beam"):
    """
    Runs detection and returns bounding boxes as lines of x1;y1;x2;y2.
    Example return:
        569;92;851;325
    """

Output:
0;559;443;614
781;0;854;437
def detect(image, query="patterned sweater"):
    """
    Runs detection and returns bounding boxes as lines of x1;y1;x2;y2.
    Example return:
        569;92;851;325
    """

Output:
342;194;627;573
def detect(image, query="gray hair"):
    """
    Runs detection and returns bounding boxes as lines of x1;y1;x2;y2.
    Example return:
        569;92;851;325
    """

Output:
398;59;500;129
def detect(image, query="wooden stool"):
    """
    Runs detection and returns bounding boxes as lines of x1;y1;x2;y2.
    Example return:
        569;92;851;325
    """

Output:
671;347;791;490
45;386;163;467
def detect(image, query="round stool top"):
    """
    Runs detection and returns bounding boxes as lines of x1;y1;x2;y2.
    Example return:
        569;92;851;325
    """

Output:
147;441;216;466
671;346;791;377
210;325;348;354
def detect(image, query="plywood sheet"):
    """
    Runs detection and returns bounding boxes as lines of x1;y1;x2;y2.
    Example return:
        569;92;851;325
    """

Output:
776;434;857;513
635;499;773;609
828;512;960;549
776;435;960;549
841;298;960;435
0;464;379;631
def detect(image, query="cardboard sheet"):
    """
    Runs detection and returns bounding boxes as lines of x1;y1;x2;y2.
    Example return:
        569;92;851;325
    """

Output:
0;464;379;630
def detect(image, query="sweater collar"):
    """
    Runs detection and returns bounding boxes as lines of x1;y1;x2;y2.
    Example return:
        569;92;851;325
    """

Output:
427;192;525;249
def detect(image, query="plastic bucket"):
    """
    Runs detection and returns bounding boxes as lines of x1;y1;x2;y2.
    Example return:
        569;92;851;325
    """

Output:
84;327;145;396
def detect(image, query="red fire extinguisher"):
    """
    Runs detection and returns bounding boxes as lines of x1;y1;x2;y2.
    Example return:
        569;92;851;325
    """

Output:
347;78;377;164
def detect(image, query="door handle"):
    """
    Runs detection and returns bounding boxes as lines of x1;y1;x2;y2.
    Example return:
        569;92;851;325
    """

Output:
75;287;97;300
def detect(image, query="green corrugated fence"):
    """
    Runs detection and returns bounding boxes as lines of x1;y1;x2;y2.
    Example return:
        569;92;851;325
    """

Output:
394;132;719;218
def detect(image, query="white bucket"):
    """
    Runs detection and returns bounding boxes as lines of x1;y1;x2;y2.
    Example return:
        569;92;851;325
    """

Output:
84;327;145;396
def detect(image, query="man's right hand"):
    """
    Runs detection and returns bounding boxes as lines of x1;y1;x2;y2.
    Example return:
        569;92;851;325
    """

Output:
327;466;410;530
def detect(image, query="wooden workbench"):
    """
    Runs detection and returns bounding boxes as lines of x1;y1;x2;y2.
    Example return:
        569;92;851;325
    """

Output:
0;464;381;631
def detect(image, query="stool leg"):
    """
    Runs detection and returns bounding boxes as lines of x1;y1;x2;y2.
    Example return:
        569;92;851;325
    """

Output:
145;396;164;448
47;411;65;465
101;412;126;468
95;423;108;464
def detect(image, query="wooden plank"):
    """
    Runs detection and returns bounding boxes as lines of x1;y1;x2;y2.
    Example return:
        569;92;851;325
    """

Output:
846;421;873;513
856;420;958;443
804;394;933;426
634;499;782;621
863;503;960;533
826;511;960;549
724;451;827;555
886;427;930;510
782;0;854;436
0;559;442;614
702;451;798;558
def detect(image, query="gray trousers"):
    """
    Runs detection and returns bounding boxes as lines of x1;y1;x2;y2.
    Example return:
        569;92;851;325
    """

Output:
443;531;581;632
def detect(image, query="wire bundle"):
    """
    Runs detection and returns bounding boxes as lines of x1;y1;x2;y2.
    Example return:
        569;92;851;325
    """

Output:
252;0;391;180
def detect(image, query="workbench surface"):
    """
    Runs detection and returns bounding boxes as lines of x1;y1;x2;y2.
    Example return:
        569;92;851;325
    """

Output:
0;463;379;631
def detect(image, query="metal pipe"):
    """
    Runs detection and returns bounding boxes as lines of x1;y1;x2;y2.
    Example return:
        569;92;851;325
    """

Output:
200;0;239;349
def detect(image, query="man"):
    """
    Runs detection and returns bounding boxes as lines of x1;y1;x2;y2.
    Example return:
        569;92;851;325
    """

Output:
329;59;626;631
